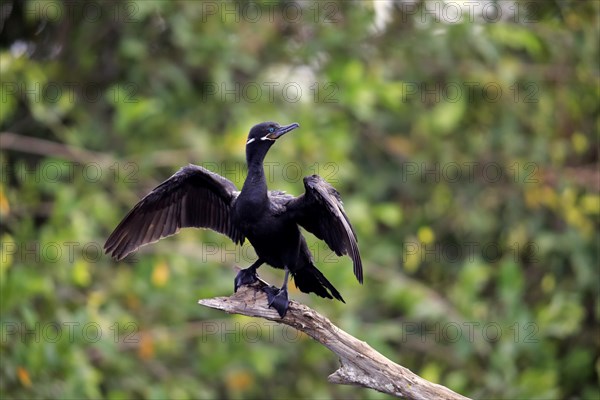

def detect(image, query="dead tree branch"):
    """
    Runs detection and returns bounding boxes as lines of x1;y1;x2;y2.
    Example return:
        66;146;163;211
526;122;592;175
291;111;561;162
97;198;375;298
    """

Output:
198;282;470;400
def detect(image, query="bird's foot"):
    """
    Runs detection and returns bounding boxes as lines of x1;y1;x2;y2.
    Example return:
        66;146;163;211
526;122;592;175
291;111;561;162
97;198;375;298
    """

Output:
234;267;259;292
263;286;289;318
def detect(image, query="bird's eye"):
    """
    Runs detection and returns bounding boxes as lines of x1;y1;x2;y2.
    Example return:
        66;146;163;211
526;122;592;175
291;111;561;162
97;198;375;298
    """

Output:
269;127;274;133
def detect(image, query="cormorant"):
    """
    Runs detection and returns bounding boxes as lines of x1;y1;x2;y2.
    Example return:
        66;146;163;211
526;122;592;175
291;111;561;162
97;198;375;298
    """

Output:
104;122;362;317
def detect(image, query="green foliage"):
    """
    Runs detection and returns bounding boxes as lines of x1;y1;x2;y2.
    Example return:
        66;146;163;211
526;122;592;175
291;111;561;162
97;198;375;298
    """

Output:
1;1;598;399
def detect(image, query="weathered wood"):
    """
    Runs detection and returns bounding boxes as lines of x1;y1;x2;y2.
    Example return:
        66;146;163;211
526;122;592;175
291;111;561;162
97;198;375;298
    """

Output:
198;282;470;400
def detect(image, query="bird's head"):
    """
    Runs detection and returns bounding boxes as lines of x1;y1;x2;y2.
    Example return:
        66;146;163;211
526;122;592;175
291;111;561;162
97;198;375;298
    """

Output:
246;121;300;147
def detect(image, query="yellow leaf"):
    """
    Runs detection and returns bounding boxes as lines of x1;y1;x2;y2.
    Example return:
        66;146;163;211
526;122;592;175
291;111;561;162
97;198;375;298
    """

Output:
420;363;441;384
540;186;558;209
137;333;154;360
126;293;140;311
0;185;9;217
571;132;588;154
541;274;556;293
17;366;32;388
151;261;169;287
580;194;599;215
403;241;421;273
0;234;15;275
226;369;253;392
72;259;91;287
418;226;435;245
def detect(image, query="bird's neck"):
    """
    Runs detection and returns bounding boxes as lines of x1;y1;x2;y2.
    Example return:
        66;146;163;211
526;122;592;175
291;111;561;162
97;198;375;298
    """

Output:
241;147;270;199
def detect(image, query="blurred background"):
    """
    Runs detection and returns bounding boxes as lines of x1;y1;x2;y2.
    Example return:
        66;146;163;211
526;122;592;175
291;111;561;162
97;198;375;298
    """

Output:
1;1;598;399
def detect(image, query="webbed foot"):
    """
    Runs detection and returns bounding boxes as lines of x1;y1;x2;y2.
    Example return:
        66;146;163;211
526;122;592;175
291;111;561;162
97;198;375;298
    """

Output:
263;286;289;318
234;267;259;292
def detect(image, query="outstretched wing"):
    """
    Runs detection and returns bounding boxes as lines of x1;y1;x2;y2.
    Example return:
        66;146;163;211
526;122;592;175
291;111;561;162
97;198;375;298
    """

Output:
105;164;244;260
287;175;363;283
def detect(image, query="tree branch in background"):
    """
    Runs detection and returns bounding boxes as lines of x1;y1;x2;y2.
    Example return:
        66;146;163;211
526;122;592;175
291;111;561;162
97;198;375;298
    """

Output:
198;282;470;400
0;131;113;165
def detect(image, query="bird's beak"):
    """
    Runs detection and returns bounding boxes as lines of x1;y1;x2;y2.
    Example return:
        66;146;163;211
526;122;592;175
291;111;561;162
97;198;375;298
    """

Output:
267;122;300;140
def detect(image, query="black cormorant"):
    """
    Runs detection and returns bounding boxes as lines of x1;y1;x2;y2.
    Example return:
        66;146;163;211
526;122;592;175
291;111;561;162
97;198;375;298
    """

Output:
104;122;362;317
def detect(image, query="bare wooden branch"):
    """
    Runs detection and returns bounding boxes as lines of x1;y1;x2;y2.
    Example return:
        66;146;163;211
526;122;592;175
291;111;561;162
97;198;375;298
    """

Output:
0;131;114;165
198;282;470;400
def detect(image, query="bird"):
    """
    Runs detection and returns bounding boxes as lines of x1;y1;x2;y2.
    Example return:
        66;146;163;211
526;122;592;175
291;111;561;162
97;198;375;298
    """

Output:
104;122;362;317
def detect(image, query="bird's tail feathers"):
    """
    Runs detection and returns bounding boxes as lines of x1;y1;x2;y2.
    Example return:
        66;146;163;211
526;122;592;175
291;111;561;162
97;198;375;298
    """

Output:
293;264;345;303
